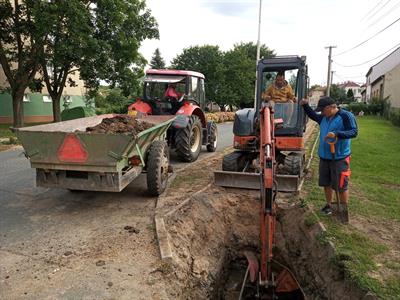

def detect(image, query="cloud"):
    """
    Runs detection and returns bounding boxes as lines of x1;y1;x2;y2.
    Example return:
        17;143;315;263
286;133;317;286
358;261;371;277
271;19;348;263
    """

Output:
201;2;253;17
140;0;400;86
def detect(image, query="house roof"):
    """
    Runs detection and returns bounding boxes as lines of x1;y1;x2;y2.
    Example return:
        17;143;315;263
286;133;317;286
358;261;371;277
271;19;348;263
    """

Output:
366;47;400;81
339;81;360;88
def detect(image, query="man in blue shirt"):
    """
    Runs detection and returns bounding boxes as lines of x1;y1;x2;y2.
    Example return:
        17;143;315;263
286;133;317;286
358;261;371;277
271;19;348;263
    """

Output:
300;96;358;215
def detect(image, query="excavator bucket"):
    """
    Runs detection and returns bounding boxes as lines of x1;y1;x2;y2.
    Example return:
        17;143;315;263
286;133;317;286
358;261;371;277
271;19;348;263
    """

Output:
214;170;300;192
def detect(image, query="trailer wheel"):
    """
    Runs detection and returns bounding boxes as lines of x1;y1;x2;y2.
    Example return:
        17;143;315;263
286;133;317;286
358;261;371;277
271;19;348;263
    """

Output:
206;122;218;152
175;115;202;162
147;141;170;196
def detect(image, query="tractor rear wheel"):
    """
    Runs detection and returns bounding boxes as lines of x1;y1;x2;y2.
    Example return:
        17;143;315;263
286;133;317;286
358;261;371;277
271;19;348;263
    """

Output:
175;115;202;162
147;141;170;196
206;122;218;152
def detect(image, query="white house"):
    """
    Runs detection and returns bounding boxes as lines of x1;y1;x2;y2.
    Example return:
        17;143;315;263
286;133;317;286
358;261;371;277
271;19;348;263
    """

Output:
365;47;400;109
338;81;362;102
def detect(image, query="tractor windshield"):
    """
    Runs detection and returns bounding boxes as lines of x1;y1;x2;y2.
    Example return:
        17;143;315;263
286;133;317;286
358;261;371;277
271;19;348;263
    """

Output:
144;76;186;100
261;69;299;129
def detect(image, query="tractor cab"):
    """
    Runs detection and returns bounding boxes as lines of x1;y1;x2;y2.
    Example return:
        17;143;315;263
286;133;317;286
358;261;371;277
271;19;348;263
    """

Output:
142;69;206;115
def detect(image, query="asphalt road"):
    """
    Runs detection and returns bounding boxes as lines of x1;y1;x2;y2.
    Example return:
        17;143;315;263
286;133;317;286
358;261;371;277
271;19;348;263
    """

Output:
0;122;233;299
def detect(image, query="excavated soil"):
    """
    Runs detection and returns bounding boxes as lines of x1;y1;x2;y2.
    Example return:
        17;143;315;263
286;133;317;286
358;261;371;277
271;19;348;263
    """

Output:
156;182;371;299
85;115;153;135
152;123;373;299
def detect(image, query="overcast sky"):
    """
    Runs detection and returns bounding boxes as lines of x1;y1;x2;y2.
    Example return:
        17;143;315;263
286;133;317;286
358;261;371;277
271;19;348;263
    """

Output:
140;0;400;86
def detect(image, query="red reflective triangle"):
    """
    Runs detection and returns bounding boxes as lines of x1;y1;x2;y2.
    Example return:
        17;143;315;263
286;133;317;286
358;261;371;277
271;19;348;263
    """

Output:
58;134;88;163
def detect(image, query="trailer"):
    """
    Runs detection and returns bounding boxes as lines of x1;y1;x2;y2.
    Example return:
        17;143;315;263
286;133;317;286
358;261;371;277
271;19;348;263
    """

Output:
14;114;175;195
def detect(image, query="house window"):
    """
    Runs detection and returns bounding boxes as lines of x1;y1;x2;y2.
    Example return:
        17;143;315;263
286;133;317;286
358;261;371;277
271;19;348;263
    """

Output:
23;94;30;102
43;95;52;102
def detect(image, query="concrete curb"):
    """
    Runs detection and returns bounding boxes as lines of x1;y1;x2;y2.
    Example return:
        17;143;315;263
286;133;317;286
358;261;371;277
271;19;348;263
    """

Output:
155;217;173;261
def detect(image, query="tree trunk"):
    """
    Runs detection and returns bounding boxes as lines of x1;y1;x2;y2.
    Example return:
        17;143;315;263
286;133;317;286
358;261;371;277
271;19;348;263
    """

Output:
12;89;25;128
52;94;62;123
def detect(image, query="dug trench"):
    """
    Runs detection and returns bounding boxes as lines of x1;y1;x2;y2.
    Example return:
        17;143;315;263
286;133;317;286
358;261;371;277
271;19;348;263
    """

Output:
153;152;376;300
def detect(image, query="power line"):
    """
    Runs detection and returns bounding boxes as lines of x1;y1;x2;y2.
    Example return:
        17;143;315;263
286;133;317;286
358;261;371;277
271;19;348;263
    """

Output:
335;16;400;57
366;0;394;21
361;0;386;21
334;42;400;67
366;1;400;29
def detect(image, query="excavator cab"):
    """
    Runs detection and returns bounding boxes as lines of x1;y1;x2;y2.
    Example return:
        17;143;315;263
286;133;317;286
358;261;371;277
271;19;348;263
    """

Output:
216;55;309;192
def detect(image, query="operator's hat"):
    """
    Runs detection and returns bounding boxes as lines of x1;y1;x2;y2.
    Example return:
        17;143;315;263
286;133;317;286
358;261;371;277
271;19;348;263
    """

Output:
315;96;336;112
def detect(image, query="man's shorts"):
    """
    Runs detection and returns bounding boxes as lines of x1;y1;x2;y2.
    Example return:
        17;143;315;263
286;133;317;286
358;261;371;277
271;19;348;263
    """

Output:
319;156;351;192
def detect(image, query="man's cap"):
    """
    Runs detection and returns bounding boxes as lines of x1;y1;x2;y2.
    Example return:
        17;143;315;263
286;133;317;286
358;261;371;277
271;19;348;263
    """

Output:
315;96;336;112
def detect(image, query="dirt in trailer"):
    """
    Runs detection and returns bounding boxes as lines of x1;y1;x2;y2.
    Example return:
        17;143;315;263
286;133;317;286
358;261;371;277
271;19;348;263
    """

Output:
85;115;153;135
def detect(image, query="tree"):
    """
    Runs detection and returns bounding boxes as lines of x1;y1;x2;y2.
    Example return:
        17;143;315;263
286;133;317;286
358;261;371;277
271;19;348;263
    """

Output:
171;42;275;107
41;0;159;122
0;1;49;127
346;89;355;103
231;42;275;62
220;42;275;107
150;48;166;69
0;1;158;126
330;84;347;103
171;45;225;104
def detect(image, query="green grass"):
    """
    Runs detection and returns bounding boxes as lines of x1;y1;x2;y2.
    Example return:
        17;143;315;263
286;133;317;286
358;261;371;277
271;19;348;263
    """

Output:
350;116;400;221
303;116;400;299
0;124;15;139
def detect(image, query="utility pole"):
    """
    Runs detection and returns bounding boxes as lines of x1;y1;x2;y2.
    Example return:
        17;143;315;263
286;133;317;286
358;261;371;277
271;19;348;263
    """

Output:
325;46;336;96
254;0;262;108
330;70;335;87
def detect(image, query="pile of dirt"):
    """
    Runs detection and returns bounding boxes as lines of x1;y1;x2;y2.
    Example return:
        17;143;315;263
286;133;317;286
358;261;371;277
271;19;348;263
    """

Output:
85;115;153;135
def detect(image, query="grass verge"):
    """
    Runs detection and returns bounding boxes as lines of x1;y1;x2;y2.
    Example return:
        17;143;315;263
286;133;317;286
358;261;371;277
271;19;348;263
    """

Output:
0;124;15;139
303;116;400;299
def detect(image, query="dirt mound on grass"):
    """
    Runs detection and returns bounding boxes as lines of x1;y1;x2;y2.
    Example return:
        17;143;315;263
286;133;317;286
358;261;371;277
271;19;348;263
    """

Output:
85;115;153;135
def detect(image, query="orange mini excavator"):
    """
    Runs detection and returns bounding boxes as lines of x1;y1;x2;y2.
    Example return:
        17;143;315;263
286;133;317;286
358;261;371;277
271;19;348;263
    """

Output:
215;56;308;299
215;56;308;193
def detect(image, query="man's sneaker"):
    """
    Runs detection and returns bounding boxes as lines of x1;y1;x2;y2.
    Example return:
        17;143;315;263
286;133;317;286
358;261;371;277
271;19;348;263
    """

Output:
321;204;332;215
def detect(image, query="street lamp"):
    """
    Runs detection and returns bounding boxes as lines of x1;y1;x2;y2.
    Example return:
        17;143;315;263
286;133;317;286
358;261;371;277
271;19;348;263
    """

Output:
254;0;262;108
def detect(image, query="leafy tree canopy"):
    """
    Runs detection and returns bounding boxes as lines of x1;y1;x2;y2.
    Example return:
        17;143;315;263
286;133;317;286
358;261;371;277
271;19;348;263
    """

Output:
0;0;158;125
171;45;225;104
330;84;347;103
171;42;275;107
220;42;275;107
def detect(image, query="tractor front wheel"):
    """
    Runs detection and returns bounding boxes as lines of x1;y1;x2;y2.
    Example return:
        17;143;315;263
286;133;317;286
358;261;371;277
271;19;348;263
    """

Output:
175;115;202;162
147;141;170;196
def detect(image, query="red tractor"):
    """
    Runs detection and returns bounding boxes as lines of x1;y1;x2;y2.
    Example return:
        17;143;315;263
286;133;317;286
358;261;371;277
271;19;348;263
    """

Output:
128;69;218;162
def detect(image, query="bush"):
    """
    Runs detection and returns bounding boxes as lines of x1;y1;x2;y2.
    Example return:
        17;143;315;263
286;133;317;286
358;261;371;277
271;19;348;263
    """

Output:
94;87;133;115
347;97;387;116
389;109;400;127
348;103;367;115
